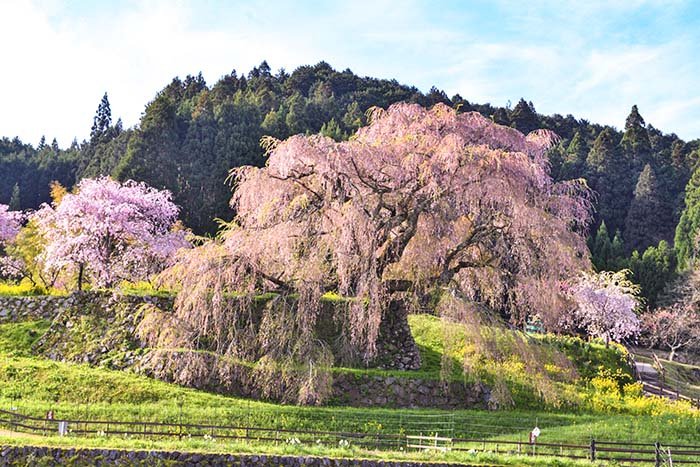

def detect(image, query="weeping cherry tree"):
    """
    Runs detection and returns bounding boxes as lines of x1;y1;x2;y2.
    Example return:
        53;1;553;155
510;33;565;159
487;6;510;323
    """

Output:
145;103;593;403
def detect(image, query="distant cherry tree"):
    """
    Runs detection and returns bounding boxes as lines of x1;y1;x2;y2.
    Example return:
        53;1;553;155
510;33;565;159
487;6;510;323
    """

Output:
36;177;189;289
0;204;21;244
0;203;24;281
570;270;641;346
642;305;700;361
144;103;593;403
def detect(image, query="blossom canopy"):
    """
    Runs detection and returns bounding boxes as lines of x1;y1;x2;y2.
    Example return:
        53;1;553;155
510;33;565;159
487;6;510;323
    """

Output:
570;270;641;344
36;177;189;288
160;102;594;366
0;204;21;244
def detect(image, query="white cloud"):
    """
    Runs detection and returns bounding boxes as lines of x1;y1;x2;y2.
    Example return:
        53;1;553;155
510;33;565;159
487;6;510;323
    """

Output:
0;0;698;145
0;0;332;145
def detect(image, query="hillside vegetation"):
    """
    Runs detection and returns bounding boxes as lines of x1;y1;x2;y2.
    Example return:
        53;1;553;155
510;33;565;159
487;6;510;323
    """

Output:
2;64;698;276
0;310;698;465
1;316;696;422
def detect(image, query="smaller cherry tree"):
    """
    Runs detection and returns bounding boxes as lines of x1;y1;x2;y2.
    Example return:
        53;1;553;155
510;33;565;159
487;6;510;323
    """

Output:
36;177;190;290
570;270;641;346
0;204;21;245
642;305;700;361
0;204;24;281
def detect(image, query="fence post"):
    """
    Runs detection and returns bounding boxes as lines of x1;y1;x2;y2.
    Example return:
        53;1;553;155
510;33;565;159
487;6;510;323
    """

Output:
589;438;596;461
655;442;661;467
178;398;183;440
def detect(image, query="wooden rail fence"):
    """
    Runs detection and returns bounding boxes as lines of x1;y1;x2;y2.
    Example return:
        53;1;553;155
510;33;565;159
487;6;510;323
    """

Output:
1;409;699;465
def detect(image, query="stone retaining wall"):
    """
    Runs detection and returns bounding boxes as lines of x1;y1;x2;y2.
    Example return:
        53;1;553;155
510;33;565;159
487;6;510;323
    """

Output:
333;374;486;409
0;446;480;467
0;292;486;409
0;294;73;322
0;292;173;324
1;292;418;372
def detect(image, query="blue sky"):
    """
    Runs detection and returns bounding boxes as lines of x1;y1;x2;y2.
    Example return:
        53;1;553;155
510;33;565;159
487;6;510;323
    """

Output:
1;0;699;145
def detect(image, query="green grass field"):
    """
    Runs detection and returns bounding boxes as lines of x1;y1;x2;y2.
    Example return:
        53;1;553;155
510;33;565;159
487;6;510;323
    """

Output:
0;315;698;465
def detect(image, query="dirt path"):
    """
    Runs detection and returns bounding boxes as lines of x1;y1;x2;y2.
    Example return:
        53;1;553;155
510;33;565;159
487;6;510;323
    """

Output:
633;358;696;401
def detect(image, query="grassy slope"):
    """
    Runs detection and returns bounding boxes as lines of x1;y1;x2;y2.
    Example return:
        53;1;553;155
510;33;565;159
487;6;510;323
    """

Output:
0;320;696;447
407;314;634;379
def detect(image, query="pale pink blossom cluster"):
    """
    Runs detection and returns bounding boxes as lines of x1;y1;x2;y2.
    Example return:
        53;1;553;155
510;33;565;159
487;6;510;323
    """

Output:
232;103;593;329
570;270;641;344
0;204;21;244
35;177;190;288
0;256;25;281
162;103;594;369
642;304;700;361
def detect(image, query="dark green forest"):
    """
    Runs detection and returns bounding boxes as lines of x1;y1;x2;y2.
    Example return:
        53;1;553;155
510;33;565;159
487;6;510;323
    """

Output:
2;61;699;305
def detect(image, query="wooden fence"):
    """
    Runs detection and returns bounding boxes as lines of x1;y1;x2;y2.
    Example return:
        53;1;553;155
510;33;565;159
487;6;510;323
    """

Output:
1;408;699;465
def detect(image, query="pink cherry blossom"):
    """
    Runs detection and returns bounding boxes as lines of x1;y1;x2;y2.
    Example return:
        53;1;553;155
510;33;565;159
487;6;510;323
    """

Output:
161;103;594;365
36;177;190;289
641;304;699;361
0;204;21;244
570;270;641;344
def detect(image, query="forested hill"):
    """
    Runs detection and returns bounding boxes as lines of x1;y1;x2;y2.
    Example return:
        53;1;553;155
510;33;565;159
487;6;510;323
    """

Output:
2;61;699;280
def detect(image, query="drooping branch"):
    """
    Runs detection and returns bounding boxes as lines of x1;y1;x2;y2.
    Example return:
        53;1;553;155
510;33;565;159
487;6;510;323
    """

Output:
150;103;593;401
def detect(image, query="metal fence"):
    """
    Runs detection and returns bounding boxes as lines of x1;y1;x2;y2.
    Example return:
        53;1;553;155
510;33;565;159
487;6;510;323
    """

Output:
1;408;699;465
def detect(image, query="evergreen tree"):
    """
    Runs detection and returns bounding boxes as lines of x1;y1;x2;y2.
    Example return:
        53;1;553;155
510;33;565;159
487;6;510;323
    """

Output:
671;140;686;168
560;130;588;179
586;127;617;168
590;222;613;270
626;240;676;307
509;98;539;134
621;105;651;165
675;166;700;269
285;92;309;135
624;164;667;253
547;143;566;181
425;86;450;106
8;183;20;211
342;101;364;132
37;136;46;151
261;108;288;138
586;128;633;234
78;93;123;178
114;91;185;196
491;107;509;126
90;92;112;139
320;118;346;141
610;230;626;270
51;138;59;153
